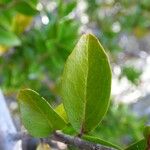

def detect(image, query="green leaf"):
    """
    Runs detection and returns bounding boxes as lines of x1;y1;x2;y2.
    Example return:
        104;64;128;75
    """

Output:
0;28;21;46
83;135;122;150
0;10;14;30
141;0;150;10
63;1;76;16
26;0;38;7
14;1;38;16
18;89;66;137
124;139;147;150
0;0;11;4
55;103;68;123
122;66;141;85
61;34;111;133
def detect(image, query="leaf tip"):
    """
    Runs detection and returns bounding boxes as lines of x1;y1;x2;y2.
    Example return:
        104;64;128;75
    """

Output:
17;88;34;100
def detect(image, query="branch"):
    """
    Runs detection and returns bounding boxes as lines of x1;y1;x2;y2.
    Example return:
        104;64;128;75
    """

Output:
52;131;115;150
12;131;115;150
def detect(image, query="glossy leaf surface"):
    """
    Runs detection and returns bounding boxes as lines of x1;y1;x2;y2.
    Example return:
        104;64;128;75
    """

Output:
18;89;66;137
61;34;111;133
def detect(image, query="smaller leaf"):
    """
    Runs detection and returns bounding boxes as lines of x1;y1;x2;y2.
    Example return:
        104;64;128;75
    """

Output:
83;135;122;150
124;139;147;150
0;10;13;30
55;103;68;123
18;89;66;137
27;0;38;7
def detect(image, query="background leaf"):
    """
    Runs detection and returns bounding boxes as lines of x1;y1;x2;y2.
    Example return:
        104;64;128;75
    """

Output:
0;28;21;46
18;89;66;137
14;1;38;16
61;34;111;133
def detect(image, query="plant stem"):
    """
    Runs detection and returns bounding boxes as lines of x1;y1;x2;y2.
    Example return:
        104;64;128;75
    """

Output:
52;131;115;150
12;131;116;150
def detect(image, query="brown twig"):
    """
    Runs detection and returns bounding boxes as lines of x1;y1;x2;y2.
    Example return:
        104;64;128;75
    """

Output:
53;131;115;150
11;131;115;150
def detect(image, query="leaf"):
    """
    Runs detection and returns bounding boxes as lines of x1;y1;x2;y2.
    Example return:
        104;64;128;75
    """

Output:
0;28;21;47
14;1;38;16
61;34;111;133
63;1;77;16
0;10;13;30
18;89;66;137
124;139;147;150
83;135;122;150
27;0;38;7
55;103;68;123
62;124;77;136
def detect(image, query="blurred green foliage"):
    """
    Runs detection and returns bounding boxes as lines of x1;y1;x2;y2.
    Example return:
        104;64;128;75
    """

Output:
122;66;142;85
86;0;150;53
85;0;150;85
1;0;147;95
0;0;79;99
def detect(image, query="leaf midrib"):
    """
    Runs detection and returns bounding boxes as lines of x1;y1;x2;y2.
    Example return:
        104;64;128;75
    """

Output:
81;35;89;133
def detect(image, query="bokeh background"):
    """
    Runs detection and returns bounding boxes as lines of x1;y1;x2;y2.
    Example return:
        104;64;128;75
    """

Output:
0;0;150;149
